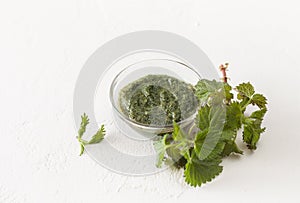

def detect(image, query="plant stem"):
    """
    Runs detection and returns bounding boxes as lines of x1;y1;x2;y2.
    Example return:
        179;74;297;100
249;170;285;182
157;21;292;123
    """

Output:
219;63;229;83
241;98;252;112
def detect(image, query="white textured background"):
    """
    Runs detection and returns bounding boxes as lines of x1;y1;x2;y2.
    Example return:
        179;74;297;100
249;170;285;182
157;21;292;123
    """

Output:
1;0;300;202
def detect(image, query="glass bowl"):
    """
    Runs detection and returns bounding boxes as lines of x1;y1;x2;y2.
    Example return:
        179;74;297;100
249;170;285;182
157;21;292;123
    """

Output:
109;59;201;136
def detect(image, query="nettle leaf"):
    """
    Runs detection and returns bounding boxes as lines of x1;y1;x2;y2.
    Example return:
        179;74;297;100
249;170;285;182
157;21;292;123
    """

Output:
165;142;189;168
194;96;244;160
172;122;188;142
219;103;243;156
162;122;193;165
154;133;186;168
194;105;226;160
250;108;267;120
172;122;195;143
195;105;211;130
209;105;226;130
251;94;267;109
153;134;168;167
166;144;182;163
184;152;223;187
220;127;237;142
224;83;234;102
196;105;226;130
76;114;106;156
242;118;266;150
225;102;242;130
242;107;267;150
194;131;225;161
194;129;210;159
88;125;106;144
78;113;89;139
239;97;250;111
236;82;267;111
236;82;255;99
222;141;243;157
195;79;224;105
195;79;234;107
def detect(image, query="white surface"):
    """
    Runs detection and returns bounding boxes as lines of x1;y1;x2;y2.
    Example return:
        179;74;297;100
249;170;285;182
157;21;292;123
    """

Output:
1;0;300;202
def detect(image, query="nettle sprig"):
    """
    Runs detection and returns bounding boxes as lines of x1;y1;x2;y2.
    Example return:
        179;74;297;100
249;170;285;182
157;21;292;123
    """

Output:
76;113;106;156
154;63;267;187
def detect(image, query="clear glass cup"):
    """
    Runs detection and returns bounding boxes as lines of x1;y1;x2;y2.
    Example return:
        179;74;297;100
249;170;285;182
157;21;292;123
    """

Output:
109;59;201;136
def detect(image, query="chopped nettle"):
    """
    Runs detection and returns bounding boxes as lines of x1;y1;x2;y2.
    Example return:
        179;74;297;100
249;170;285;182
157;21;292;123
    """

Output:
118;74;198;126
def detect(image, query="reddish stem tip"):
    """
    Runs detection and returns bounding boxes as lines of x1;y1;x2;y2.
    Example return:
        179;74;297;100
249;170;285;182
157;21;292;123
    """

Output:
219;63;229;83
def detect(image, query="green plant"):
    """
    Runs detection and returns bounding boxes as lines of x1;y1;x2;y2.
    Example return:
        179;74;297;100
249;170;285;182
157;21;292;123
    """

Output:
76;113;106;156
154;63;267;186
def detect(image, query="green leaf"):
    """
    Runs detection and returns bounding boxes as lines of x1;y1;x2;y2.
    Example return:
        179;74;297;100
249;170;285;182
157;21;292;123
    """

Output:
242;118;266;150
236;82;255;99
251;94;267;109
172;122;185;141
79;143;85;156
195;79;233;106
154;123;193;168
209;105;226;130
194;105;226;160
196;105;226;130
242;106;267;150
195;105;211;130
222;141;243;157
225;102;243;130
236;82;267;111
172;122;192;149
184;152;223;187
218;102;242;142
154;125;192;168
166;144;181;161
153;134;168;167
194;79;224;105
224;83;234;102
195;79;234;106
250;108;267;120
220;127;237;141
194;129;209;158
194;130;225;161
78;113;89;138
166;145;186;168
88;124;106;144
239;97;251;111
76;114;106;156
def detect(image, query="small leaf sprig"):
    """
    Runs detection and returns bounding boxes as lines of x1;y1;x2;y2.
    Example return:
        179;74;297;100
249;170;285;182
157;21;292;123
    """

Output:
76;113;106;156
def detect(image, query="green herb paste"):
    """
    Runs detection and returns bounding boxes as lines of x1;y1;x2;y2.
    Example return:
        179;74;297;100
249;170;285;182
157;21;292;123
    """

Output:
119;75;198;127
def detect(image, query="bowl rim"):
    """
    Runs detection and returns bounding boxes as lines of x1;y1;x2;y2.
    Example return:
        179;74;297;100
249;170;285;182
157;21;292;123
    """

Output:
109;58;201;130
